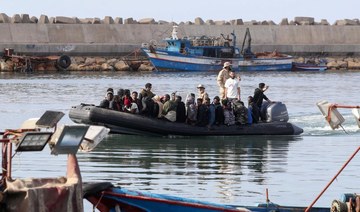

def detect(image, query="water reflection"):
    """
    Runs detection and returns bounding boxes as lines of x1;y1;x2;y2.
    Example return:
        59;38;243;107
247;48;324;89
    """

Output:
76;135;302;203
10;134;360;207
2;71;360;207
78;135;301;184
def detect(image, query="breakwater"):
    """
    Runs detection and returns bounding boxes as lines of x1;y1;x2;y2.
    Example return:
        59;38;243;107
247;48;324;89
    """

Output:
1;14;360;71
1;14;360;56
2;55;360;72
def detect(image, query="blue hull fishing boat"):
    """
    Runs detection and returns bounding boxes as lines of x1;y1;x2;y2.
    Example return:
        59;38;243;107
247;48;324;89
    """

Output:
84;182;360;212
141;27;293;72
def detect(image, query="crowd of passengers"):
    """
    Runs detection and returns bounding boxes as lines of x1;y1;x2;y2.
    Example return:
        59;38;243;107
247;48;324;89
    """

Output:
99;81;272;129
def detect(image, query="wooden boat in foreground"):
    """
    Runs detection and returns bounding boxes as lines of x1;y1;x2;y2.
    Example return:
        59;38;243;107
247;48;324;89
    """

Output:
69;103;304;136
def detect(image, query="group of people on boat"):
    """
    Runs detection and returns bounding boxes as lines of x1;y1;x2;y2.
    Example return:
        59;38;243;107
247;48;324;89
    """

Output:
98;61;272;128
215;61;272;124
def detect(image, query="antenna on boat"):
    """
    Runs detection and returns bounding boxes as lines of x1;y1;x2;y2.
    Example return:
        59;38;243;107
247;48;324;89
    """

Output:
231;30;236;49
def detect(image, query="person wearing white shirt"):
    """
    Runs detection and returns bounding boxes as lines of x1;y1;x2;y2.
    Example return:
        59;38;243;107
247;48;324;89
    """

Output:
224;70;241;101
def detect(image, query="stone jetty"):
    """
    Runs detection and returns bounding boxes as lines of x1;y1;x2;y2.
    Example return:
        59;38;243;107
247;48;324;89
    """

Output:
1;13;360;72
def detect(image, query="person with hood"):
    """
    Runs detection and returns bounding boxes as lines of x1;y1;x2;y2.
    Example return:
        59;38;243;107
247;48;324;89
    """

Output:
175;96;186;123
185;93;197;125
213;96;224;125
162;94;177;122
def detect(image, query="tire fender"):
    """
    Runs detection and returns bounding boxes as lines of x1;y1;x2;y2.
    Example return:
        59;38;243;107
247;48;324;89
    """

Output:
57;55;71;69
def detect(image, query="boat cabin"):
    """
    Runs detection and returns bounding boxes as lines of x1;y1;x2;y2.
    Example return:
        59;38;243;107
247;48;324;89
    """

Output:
164;37;240;58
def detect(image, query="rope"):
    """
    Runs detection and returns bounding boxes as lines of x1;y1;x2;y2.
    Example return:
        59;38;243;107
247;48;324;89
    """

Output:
326;104;337;123
122;48;141;58
339;124;348;134
93;191;105;212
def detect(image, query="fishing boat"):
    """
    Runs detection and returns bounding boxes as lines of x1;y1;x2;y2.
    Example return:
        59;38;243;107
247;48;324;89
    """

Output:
69;102;303;136
292;62;327;71
141;27;293;72
83;181;360;212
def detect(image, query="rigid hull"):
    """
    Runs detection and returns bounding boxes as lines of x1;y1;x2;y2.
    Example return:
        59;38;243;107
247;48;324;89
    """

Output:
142;48;293;72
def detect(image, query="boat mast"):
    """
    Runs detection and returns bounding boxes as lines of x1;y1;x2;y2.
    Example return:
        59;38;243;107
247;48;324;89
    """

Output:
171;26;178;40
241;28;252;57
231;30;236;56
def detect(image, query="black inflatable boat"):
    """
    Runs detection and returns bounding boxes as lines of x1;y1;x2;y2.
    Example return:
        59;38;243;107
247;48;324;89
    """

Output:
69;103;303;136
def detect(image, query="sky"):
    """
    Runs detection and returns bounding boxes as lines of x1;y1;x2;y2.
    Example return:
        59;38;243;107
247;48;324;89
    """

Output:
0;0;359;25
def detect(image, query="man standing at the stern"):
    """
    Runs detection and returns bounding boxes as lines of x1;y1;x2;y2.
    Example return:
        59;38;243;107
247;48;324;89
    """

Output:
217;62;232;99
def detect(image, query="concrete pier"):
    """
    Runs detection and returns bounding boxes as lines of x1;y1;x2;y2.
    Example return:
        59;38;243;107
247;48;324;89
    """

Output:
2;14;360;72
1;23;360;56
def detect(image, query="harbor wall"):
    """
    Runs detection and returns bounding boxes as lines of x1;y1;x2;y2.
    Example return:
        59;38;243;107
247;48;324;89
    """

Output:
1;23;360;56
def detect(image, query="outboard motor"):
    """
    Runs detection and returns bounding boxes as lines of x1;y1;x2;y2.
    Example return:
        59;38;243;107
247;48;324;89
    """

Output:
265;102;289;122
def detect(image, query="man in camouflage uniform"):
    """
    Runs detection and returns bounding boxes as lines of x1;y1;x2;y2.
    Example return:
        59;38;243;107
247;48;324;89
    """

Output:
217;62;231;99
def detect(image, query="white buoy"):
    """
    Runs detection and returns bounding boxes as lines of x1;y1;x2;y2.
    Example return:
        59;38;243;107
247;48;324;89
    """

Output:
317;100;345;129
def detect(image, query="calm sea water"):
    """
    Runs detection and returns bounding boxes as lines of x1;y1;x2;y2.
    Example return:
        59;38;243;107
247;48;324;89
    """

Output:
1;70;360;209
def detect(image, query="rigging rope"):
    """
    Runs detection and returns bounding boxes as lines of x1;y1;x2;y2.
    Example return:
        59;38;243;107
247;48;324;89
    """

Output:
305;146;360;211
